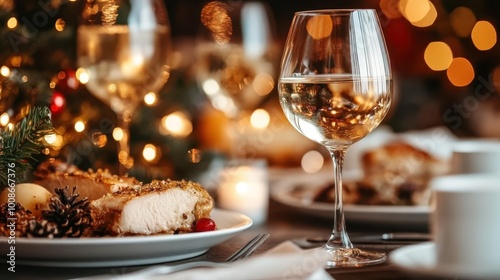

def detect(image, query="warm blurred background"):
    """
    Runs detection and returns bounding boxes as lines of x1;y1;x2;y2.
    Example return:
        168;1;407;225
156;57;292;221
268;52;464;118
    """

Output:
1;0;499;183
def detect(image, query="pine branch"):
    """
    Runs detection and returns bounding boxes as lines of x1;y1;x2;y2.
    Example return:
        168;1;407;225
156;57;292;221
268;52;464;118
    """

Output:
0;106;54;189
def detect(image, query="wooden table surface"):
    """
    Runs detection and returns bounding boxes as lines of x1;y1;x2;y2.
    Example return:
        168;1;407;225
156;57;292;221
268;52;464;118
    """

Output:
0;197;443;280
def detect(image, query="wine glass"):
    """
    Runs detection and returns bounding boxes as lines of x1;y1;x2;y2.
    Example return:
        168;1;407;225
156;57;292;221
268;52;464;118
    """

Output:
278;10;393;267
194;1;277;157
77;0;172;174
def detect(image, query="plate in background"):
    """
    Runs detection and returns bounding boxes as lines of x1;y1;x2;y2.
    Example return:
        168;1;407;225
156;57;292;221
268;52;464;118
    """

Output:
270;169;429;227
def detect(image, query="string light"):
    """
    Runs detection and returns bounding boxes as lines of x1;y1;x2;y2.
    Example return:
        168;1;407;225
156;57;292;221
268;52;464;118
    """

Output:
161;111;193;137
250;109;270;129
55;18;65;31
76;68;89;84
50;92;66;114
144;92;157;106
0;66;10;77
7;17;17;29
0;113;9;126
113;127;124;141
142;144;159;162
44;133;57;144
74;121;85;132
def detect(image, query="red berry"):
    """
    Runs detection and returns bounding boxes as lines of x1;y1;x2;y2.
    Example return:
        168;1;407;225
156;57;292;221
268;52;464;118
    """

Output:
195;218;216;232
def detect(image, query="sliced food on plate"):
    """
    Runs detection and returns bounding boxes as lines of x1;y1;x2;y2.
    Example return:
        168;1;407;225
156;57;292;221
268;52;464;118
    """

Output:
0;159;217;239
314;141;450;206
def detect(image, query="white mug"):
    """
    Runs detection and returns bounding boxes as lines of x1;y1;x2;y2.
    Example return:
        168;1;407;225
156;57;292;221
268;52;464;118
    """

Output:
451;139;500;174
430;174;500;274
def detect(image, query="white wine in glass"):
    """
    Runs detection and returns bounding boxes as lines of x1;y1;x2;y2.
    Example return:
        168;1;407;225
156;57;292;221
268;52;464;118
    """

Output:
278;10;393;267
77;0;171;174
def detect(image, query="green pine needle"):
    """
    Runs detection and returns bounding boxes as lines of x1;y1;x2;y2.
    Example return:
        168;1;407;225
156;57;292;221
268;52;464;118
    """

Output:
0;106;54;190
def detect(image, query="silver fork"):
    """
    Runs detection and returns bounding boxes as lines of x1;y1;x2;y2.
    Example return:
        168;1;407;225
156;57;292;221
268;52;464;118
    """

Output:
111;233;270;279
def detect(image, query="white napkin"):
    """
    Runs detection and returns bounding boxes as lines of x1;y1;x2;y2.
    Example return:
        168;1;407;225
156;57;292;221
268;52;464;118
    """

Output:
97;241;333;280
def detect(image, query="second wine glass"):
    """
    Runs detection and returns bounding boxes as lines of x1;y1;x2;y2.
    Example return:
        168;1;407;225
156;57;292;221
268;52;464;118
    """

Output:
77;0;172;174
278;9;393;267
195;1;277;158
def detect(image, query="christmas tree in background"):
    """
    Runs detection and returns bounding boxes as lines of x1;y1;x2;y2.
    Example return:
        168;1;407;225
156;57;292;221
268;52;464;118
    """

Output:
0;0;221;183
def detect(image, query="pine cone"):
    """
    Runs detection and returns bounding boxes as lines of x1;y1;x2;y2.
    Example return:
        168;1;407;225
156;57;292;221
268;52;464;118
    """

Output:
42;186;92;237
26;220;59;238
0;203;36;237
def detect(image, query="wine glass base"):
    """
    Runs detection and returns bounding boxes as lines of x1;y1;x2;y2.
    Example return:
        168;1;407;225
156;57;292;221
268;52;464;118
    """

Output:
323;246;387;268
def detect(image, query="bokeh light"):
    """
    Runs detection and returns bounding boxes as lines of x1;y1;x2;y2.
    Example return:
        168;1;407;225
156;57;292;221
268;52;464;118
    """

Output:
144;92;157;106
161;111;193;137
44;133;57;144
424;41;453;71
450;7;476;38
252;73;274;96
0;113;9;126
380;0;402;19
76;68;89;84
74;121;85;132
301;150;324;173
250;109;270;129
306;15;333;39
471;21;497;51
92;132;107;148
411;0;437;27
55;18;65;31
447;57;474;87
399;0;431;23
202;79;220;96
113;127;124;141
7;17;17;29
0;66;11;77
142;144;159;162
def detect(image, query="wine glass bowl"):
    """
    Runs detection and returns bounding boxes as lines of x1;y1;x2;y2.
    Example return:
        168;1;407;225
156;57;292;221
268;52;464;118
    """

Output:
77;0;172;172
278;9;392;267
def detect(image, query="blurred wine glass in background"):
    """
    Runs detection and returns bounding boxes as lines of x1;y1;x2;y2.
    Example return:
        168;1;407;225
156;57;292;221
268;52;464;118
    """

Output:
195;1;278;158
77;0;172;174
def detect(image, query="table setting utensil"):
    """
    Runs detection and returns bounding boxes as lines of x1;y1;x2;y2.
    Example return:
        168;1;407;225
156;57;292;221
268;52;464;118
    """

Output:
75;235;335;280
75;234;269;279
293;232;431;250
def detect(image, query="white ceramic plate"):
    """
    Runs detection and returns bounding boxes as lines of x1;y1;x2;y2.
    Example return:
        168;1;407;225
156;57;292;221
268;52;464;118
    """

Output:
0;209;252;267
270;169;429;227
390;242;500;279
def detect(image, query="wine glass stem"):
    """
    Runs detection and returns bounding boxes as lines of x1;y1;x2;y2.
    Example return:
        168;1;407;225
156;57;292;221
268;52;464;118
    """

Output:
326;148;353;249
117;112;132;175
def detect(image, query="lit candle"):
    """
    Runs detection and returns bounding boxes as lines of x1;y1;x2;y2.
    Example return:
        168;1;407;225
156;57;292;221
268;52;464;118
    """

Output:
217;159;269;225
